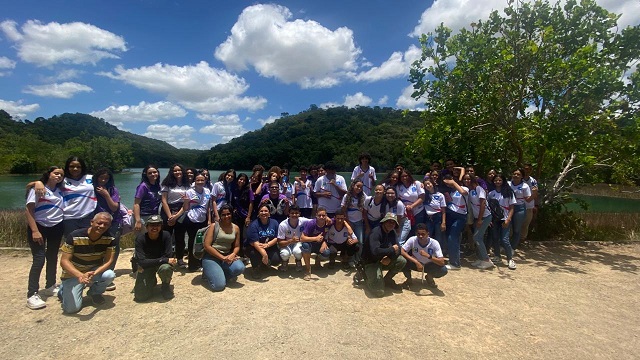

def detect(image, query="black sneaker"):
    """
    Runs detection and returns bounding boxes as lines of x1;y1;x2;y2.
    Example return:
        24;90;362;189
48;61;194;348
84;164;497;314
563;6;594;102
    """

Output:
91;294;106;305
161;284;174;300
251;267;262;279
384;278;403;291
402;279;414;290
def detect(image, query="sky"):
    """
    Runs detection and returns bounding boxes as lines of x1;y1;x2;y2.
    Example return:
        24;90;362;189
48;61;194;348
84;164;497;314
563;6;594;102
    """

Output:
1;0;638;150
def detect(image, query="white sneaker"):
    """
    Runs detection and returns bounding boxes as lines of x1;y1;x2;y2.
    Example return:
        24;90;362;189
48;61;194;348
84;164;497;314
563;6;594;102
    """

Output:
446;264;461;270
27;293;46;310
105;282;116;291
41;284;60;297
471;259;482;267
508;259;517;270
478;260;495;270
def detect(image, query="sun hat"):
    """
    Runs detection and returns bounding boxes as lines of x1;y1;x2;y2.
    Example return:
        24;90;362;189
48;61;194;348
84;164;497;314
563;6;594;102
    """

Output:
380;212;399;228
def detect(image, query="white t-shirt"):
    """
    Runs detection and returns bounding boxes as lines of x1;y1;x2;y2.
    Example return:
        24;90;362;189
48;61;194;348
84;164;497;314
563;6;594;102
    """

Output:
508;181;532;206
277;217;310;240
424;192;446;215
469;186;491;219
161;184;188;207
365;195;384;221
488;190;517;221
313;174;347;213
447;186;469;215
402;236;443;264
294;179;313;209
397;181;425;215
523;176;538;209
386;200;406;219
341;194;364;223
27;187;64;227
327;224;357;245
212;181;227;210
351;165;377;196
185;187;211;223
62;175;96;220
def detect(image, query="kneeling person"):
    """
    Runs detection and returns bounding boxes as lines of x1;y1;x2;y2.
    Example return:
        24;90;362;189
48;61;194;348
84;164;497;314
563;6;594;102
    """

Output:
277;205;308;272
326;209;359;269
401;223;447;289
134;215;176;301
59;212;116;314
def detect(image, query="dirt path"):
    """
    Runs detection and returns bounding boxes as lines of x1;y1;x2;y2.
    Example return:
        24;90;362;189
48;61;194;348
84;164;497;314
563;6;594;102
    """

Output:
2;243;639;359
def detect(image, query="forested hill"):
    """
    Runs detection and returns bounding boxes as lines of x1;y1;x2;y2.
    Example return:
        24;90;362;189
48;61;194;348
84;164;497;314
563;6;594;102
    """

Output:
0;110;203;173
200;106;430;172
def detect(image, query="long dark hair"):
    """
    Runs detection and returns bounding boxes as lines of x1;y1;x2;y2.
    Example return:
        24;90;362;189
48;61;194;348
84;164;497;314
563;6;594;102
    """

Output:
93;168;115;189
234;173;251;206
64;156;87;179
161;163;186;188
381;186;399;214
344;179;365;211
27;166;64;197
493;173;514;198
141;164;159;187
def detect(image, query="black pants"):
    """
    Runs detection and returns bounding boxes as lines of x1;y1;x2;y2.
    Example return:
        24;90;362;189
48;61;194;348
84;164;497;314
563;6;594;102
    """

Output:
329;242;359;257
245;244;281;269
27;223;64;298
184;217;207;270
161;209;188;261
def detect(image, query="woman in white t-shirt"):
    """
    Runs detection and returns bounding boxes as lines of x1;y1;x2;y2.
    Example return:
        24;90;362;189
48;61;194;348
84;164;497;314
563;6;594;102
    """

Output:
443;174;468;269
183;173;211;272
509;168;532;251
364;184;385;236
25;166;65;310
422;178;447;247
160;163;189;268
463;174;494;269
341;179;366;246
397;170;426;244
488;173;516;270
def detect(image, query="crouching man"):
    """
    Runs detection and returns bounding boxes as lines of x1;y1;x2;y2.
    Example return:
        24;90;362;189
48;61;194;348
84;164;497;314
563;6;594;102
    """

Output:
361;212;407;297
134;215;176;301
59;212;116;314
401;223;447;289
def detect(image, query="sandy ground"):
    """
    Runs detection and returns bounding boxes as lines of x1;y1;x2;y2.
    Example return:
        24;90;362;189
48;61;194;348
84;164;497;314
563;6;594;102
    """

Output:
1;242;639;360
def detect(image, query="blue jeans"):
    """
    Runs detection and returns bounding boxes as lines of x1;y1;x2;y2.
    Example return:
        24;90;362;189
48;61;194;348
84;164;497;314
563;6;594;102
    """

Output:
27;223;63;298
350;220;364;260
511;204;526;249
425;212;444;247
473;215;492;260
107;223;122;272
398;217;412;245
446;210;467;267
410;209;427;238
201;254;245;291
492;221;513;260
60;269;116;314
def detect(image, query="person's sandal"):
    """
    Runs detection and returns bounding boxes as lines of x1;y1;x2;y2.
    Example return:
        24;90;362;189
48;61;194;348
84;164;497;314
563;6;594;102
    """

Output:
303;271;312;281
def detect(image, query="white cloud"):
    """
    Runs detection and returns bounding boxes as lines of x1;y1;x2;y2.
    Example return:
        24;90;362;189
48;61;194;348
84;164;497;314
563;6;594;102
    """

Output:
90;101;187;123
0;56;16;76
197;113;241;124
321;92;373;109
200;123;247;139
378;95;389;106
143;124;197;149
257;115;278;126
396;85;425;110
351;45;422;82
411;0;639;37
100;61;267;113
0;20;126;67
0;99;40;118
23;82;92;98
215;4;361;88
42;69;82;82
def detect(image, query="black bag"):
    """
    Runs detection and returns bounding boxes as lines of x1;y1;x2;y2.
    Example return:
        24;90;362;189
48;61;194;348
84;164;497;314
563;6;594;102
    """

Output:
488;198;504;220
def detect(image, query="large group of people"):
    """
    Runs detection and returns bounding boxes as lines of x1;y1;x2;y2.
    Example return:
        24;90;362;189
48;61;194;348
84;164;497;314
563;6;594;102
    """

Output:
24;153;538;311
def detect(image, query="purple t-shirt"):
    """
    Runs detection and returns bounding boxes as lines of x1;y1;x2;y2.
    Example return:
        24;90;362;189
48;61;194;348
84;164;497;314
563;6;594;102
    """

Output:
135;182;161;216
302;218;331;238
95;186;122;224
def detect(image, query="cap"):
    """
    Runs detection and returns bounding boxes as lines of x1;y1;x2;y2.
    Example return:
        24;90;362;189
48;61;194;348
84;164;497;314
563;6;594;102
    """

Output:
380;212;399;228
146;215;163;225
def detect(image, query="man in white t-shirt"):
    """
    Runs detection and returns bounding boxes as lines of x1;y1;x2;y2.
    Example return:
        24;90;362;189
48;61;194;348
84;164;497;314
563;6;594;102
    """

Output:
401;223;448;289
277;206;309;272
351;152;377;196
522;163;538;242
313;161;347;217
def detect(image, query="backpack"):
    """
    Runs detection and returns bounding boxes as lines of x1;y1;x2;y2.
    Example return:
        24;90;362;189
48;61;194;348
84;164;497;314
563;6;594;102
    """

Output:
488;198;504;220
193;222;220;260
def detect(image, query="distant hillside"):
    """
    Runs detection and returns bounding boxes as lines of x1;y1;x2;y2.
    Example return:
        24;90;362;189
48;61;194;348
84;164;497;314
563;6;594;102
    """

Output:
0;110;204;173
200;106;431;173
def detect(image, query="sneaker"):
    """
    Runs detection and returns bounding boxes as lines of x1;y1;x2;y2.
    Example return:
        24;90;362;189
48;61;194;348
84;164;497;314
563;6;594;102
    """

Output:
477;260;495;270
27;293;46;310
446;264;461;270
251;267;262;279
161;283;174;300
105;282;116;291
491;256;502;264
508;259;517;270
177;259;187;269
327;258;336;269
471;259;482;267
295;260;303;272
41;284;60;297
383;278;403;291
278;262;288;272
91;294;106;305
402;279;414;290
424;275;438;289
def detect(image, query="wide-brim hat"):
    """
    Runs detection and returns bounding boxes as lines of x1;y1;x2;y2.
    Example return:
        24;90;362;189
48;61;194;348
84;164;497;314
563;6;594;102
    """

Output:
380;212;399;228
146;214;163;225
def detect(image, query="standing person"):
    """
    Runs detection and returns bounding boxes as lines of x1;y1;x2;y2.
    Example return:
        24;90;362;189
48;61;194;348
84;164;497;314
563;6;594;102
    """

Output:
381;170;400;188
133;215;176;301
401;223;448;289
300;207;332;281
261;181;290;224
249;165;266;219
308;164;321;216
133;165;161;232
326;209;359;269
521;163;538;244
361;213;407;297
58;212;116;314
397;170;426;243
183;173;211;272
293;167;313;218
464;174;494;269
281;168;294;202
364;184;386;237
25;166;65;310
509;168;532;251
351;152;377;196
486;169;497;192
212;169;236;222
276;205;308;272
382;186;407;239
245;205;281;279
314;161;347;218
202;204;245;291
231;173;254;245
443;174;469;270
422;178;447;250
341;179;366;250
93;168;123;291
160;163;189;268
488;174;517;270
466;166;488;191
185;167;197;188
199;168;214;192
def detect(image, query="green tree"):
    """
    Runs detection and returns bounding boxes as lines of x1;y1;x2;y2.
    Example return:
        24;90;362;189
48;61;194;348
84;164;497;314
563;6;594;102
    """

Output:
409;0;640;206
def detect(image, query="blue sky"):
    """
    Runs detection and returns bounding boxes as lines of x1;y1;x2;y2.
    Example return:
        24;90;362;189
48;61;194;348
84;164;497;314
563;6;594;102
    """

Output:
1;0;638;150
